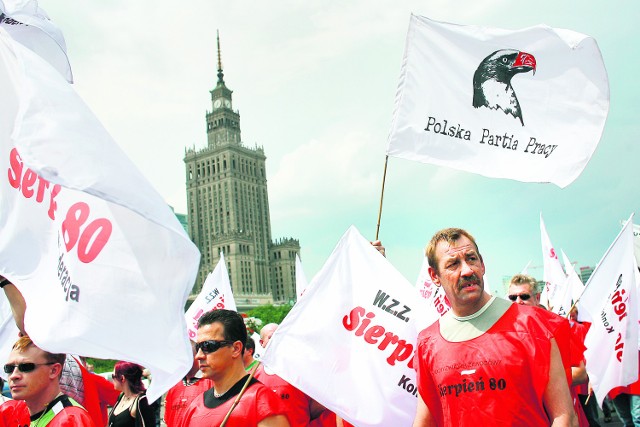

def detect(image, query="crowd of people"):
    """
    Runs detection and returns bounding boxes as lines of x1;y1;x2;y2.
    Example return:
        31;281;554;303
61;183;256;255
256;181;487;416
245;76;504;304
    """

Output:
0;226;638;426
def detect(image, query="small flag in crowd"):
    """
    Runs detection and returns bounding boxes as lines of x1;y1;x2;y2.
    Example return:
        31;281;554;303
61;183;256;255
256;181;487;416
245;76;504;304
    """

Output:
184;252;236;341
539;214;567;311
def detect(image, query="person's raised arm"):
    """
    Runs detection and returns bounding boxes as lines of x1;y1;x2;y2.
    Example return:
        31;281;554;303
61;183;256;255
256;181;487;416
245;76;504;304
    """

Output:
0;275;26;335
544;338;578;426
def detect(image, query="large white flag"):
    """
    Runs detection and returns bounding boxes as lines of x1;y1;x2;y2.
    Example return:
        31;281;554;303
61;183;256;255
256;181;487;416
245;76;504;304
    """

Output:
387;15;609;187
539;214;567;310
579;216;638;407
0;0;72;82
184;252;236;341
261;226;432;427
0;29;200;402
414;256;450;325
0;294;20;380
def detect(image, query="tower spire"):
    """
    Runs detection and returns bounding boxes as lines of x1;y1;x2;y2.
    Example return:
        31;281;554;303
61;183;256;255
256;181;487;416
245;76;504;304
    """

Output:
216;30;224;84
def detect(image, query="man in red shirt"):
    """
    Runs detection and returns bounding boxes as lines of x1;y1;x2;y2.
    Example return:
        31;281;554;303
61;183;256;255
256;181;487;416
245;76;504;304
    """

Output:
6;336;95;426
178;309;289;427
257;323;333;427
413;228;577;426
164;341;213;427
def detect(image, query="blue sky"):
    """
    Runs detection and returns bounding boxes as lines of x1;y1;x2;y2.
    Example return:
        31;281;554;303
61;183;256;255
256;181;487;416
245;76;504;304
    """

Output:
43;0;639;295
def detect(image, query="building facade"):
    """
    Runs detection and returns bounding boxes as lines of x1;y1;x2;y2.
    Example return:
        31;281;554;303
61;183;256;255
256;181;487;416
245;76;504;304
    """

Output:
184;34;299;309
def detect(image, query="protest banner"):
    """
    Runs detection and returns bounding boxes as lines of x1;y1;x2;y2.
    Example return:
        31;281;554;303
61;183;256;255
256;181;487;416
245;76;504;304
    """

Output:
386;15;609;187
0;0;72;82
261;226;432;427
414;256;450;323
0;28;200;402
184;253;236;340
539;214;567;311
579;216;638;406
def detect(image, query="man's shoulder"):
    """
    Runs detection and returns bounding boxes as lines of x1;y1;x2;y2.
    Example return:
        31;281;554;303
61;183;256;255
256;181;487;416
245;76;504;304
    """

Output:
48;404;94;426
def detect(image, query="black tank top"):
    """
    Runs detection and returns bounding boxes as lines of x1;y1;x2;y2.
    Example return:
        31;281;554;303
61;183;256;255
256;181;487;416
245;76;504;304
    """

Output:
108;395;136;427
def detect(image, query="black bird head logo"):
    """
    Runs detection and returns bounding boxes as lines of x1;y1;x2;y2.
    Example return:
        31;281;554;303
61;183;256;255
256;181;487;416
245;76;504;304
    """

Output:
472;49;536;126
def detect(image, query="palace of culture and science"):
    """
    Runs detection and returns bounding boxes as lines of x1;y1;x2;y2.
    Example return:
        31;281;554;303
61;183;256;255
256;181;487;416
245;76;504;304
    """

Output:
184;34;300;310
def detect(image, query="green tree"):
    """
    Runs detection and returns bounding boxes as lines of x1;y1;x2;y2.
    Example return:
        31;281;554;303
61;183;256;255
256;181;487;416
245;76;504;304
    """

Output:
246;304;292;330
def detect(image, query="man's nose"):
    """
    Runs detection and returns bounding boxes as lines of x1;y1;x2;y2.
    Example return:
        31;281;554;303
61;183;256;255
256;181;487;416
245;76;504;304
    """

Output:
460;260;474;276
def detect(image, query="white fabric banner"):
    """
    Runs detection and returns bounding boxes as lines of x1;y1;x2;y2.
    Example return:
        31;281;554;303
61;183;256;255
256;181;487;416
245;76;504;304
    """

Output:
0;29;200;402
0;0;72;82
579;216;638;407
539;214;567;311
414;256;450;325
295;254;308;299
386;15;609;188
0;293;20;380
557;249;585;317
184;253;236;341
261;226;432;427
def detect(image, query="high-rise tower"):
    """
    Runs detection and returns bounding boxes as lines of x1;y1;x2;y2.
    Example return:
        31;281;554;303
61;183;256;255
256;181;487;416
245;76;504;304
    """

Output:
184;33;299;309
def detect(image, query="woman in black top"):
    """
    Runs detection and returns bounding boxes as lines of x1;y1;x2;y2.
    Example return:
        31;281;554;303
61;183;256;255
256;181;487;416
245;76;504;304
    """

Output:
108;361;156;427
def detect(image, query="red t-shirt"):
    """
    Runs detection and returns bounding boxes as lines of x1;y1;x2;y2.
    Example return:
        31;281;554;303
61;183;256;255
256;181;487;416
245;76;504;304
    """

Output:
254;365;311;427
164;377;213;427
0;399;30;426
415;304;554;426
178;377;286;427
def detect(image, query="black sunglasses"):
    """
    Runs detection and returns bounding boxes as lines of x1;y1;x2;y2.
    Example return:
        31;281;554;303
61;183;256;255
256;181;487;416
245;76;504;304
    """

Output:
3;362;56;374
508;293;531;301
195;340;234;354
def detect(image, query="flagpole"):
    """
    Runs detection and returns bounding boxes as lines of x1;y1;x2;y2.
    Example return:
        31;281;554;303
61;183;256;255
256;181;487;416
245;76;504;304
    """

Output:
375;156;389;241
220;361;261;427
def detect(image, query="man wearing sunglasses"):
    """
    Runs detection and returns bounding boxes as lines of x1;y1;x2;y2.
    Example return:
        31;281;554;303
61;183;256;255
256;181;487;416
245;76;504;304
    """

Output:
507;274;541;306
412;228;577;427
178;309;290;426
6;336;95;426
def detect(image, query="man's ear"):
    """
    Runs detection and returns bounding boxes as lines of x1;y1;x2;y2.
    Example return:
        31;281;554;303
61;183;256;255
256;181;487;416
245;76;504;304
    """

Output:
50;363;63;379
428;267;441;287
232;341;244;358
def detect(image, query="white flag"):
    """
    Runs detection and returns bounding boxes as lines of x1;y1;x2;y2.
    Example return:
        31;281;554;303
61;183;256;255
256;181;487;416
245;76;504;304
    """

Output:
184;253;236;341
387;15;609;188
539;214;567;310
295;254;308;299
561;249;585;311
414;256;450;325
251;331;266;360
0;0;72;82
579;215;638;407
0;294;20;380
0;29;200;402
261;226;432;427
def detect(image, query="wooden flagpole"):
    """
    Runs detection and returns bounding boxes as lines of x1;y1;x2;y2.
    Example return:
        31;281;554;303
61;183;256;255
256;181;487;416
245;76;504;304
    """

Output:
220;361;261;427
375;156;389;241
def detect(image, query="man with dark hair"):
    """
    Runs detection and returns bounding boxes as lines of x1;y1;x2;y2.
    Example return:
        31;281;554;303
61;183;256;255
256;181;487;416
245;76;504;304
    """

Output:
6;336;95;426
163;341;213;427
243;337;258;371
413;228;577;426
178;309;290;426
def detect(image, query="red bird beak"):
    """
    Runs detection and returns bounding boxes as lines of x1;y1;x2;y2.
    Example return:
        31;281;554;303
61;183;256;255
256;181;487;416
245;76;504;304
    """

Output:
514;51;536;75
